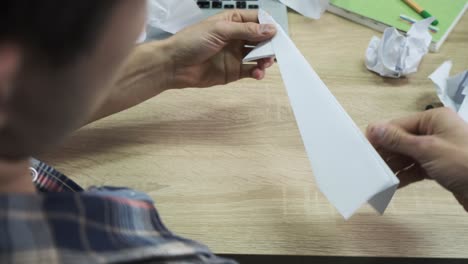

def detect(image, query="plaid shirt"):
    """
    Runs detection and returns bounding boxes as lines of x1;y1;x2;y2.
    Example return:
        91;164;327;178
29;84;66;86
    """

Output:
0;159;236;264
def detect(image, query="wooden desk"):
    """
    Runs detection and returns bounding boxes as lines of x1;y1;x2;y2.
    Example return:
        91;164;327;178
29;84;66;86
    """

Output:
43;11;468;258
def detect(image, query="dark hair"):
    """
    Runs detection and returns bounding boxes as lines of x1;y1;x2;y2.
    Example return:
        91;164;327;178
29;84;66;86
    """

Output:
0;1;118;66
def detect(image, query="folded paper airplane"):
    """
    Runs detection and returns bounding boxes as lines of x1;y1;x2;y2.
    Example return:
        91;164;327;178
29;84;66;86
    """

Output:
244;9;399;219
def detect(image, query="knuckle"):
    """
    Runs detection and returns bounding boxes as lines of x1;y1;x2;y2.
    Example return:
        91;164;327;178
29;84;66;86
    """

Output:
386;129;402;149
230;10;243;22
245;23;259;35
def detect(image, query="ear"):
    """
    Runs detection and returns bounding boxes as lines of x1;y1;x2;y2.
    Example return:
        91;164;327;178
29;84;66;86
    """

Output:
0;44;21;126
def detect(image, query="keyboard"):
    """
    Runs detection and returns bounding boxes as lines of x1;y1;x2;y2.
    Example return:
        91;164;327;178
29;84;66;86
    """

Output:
196;0;259;10
195;0;289;34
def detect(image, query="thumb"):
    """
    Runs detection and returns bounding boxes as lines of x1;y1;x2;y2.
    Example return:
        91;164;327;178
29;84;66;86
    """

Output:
367;123;424;159
214;21;276;43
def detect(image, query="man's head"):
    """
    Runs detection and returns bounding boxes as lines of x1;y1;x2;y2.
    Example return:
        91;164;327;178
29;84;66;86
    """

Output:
0;0;146;159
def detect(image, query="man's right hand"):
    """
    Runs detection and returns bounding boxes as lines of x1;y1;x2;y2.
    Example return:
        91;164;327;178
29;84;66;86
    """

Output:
366;108;468;212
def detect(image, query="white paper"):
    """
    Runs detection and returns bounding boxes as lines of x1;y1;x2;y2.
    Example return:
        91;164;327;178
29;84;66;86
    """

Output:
365;18;435;78
279;0;329;19
429;61;468;121
136;30;147;43
147;0;203;34
245;10;399;219
243;41;276;62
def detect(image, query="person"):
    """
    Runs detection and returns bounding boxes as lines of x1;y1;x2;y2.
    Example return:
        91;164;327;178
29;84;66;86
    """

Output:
0;1;275;263
0;1;466;263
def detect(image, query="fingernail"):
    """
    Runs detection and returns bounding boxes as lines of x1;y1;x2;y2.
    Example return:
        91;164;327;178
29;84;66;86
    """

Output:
260;24;276;35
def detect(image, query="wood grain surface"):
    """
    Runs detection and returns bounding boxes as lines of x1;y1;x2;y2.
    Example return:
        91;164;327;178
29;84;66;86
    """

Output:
42;11;468;258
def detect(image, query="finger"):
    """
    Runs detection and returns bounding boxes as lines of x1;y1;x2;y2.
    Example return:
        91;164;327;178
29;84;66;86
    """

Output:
252;68;266;81
257;60;267;70
240;65;265;80
232;10;262;23
366;123;428;159
252;68;266;80
386;112;426;134
209;10;261;23
395;164;425;188
368;110;432;138
387;108;459;135
257;58;275;70
214;21;276;43
263;58;275;67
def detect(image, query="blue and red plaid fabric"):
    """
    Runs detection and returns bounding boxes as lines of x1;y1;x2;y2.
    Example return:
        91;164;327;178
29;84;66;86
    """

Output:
0;159;236;264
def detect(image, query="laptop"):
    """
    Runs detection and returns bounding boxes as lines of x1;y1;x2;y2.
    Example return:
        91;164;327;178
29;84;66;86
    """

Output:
195;0;289;33
146;0;288;40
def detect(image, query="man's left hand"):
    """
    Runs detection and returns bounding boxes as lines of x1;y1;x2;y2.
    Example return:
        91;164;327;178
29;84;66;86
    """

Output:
165;10;277;89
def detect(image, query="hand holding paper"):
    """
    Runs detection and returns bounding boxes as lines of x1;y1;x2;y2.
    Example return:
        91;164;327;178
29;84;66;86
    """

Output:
367;108;468;212
163;10;276;88
245;10;399;219
366;18;434;78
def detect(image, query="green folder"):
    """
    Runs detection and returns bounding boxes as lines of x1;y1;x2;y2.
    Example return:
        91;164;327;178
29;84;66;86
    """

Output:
328;0;468;52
